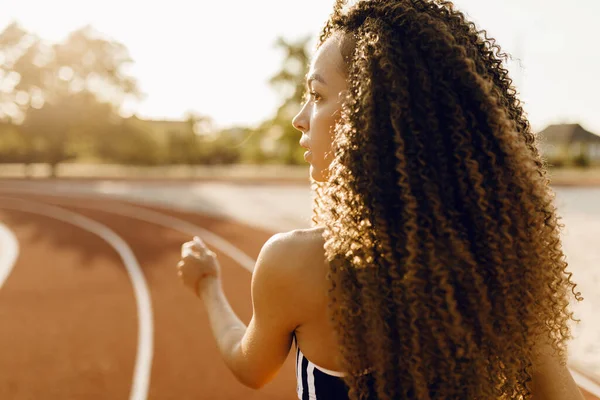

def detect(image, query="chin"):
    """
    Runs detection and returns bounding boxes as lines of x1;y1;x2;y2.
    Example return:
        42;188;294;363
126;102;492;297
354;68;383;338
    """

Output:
309;165;328;183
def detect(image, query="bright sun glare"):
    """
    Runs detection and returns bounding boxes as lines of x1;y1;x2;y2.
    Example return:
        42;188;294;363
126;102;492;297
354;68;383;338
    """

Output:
1;0;599;133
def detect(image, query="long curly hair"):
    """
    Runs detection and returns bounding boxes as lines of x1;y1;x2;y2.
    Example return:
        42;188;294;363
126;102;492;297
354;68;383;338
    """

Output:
309;1;584;399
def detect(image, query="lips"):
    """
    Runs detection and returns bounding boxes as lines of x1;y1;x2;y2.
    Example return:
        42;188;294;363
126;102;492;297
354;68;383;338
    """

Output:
299;137;310;150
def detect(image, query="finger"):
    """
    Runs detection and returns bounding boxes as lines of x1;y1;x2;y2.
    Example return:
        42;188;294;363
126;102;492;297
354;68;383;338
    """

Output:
187;246;216;261
182;241;209;254
181;254;210;267
181;241;196;252
194;238;212;252
176;262;187;276
181;243;203;256
181;251;197;261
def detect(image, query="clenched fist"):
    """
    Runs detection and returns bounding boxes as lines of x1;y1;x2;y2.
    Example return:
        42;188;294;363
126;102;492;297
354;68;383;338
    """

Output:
177;236;221;296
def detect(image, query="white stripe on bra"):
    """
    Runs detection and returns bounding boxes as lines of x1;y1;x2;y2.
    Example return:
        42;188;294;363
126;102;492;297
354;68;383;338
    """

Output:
307;361;317;397
297;347;305;397
298;347;347;377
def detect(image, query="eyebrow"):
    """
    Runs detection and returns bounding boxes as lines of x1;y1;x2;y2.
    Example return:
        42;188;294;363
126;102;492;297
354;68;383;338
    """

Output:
306;73;327;87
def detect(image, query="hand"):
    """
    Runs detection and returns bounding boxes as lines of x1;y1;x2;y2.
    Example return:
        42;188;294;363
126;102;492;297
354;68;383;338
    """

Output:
177;236;221;296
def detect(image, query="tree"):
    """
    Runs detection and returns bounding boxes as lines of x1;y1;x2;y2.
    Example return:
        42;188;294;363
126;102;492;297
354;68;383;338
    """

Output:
165;130;204;169
0;120;29;163
94;120;162;166
269;36;311;108
161;113;216;169
0;22;141;176
264;36;311;165
201;134;241;165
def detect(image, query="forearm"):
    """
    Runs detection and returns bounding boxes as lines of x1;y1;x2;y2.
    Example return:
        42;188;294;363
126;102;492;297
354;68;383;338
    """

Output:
198;279;247;376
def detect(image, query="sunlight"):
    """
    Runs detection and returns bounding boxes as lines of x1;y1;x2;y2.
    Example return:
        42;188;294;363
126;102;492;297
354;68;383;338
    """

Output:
1;0;599;132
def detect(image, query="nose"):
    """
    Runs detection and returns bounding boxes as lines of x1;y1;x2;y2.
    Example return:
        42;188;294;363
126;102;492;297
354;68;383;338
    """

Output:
292;104;308;133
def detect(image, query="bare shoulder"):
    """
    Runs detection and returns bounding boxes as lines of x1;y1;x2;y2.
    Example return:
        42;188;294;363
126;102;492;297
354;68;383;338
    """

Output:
260;227;326;265
254;228;317;281
290;226;327;247
254;227;327;308
529;334;586;400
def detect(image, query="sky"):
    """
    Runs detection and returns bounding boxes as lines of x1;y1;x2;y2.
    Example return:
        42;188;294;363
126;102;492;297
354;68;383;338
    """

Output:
1;0;599;134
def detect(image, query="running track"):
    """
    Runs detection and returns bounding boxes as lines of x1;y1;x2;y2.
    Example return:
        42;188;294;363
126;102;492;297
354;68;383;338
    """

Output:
0;184;598;400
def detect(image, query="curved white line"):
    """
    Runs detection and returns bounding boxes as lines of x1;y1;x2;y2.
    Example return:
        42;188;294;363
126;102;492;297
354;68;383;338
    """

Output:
2;186;598;397
0;197;153;400
570;367;600;398
0;223;19;289
0;187;256;272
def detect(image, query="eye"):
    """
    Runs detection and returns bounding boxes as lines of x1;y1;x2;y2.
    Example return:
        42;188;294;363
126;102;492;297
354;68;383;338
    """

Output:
309;91;322;102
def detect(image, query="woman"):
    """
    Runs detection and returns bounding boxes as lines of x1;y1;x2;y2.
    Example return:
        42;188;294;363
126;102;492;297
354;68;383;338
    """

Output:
177;0;586;399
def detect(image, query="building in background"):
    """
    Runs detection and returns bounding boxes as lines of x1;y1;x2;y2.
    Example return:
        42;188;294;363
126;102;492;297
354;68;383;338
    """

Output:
537;123;600;165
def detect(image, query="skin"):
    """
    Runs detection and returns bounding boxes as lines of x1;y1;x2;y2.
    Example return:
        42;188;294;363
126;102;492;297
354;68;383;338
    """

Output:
176;34;587;399
174;39;350;390
292;34;348;182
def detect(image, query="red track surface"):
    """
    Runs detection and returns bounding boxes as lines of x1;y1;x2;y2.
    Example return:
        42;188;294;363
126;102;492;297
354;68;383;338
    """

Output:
0;192;296;399
0;190;597;399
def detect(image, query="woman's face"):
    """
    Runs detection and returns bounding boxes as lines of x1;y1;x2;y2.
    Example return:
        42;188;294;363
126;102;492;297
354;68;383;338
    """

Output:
293;35;348;182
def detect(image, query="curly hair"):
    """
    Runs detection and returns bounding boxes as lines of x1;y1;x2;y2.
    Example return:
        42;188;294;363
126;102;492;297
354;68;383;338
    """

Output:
309;1;584;399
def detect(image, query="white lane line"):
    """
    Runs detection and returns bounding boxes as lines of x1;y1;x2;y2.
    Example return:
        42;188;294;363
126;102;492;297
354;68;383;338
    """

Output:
0;197;153;400
0;222;19;290
0;187;257;272
3;187;597;396
570;367;600;398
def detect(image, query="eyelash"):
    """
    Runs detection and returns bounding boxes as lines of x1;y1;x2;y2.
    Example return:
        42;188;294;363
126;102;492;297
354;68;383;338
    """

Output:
307;91;322;103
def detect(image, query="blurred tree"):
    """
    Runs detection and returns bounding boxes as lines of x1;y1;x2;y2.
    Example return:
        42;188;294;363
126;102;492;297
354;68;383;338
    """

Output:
200;130;242;165
21;90;122;175
269;36;311;108
163;113;217;170
0;120;28;162
234;127;269;164
184;111;213;137
263;36;311;165
210;143;241;165
0;119;46;177
0;22;42;124
166;131;203;168
0;22;141;176
95;120;162;166
572;150;591;168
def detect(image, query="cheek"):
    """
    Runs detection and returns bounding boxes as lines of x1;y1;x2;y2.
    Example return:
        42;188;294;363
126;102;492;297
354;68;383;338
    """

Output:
311;109;337;154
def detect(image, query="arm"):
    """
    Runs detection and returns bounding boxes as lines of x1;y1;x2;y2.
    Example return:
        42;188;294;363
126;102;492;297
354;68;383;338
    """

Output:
198;232;303;389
